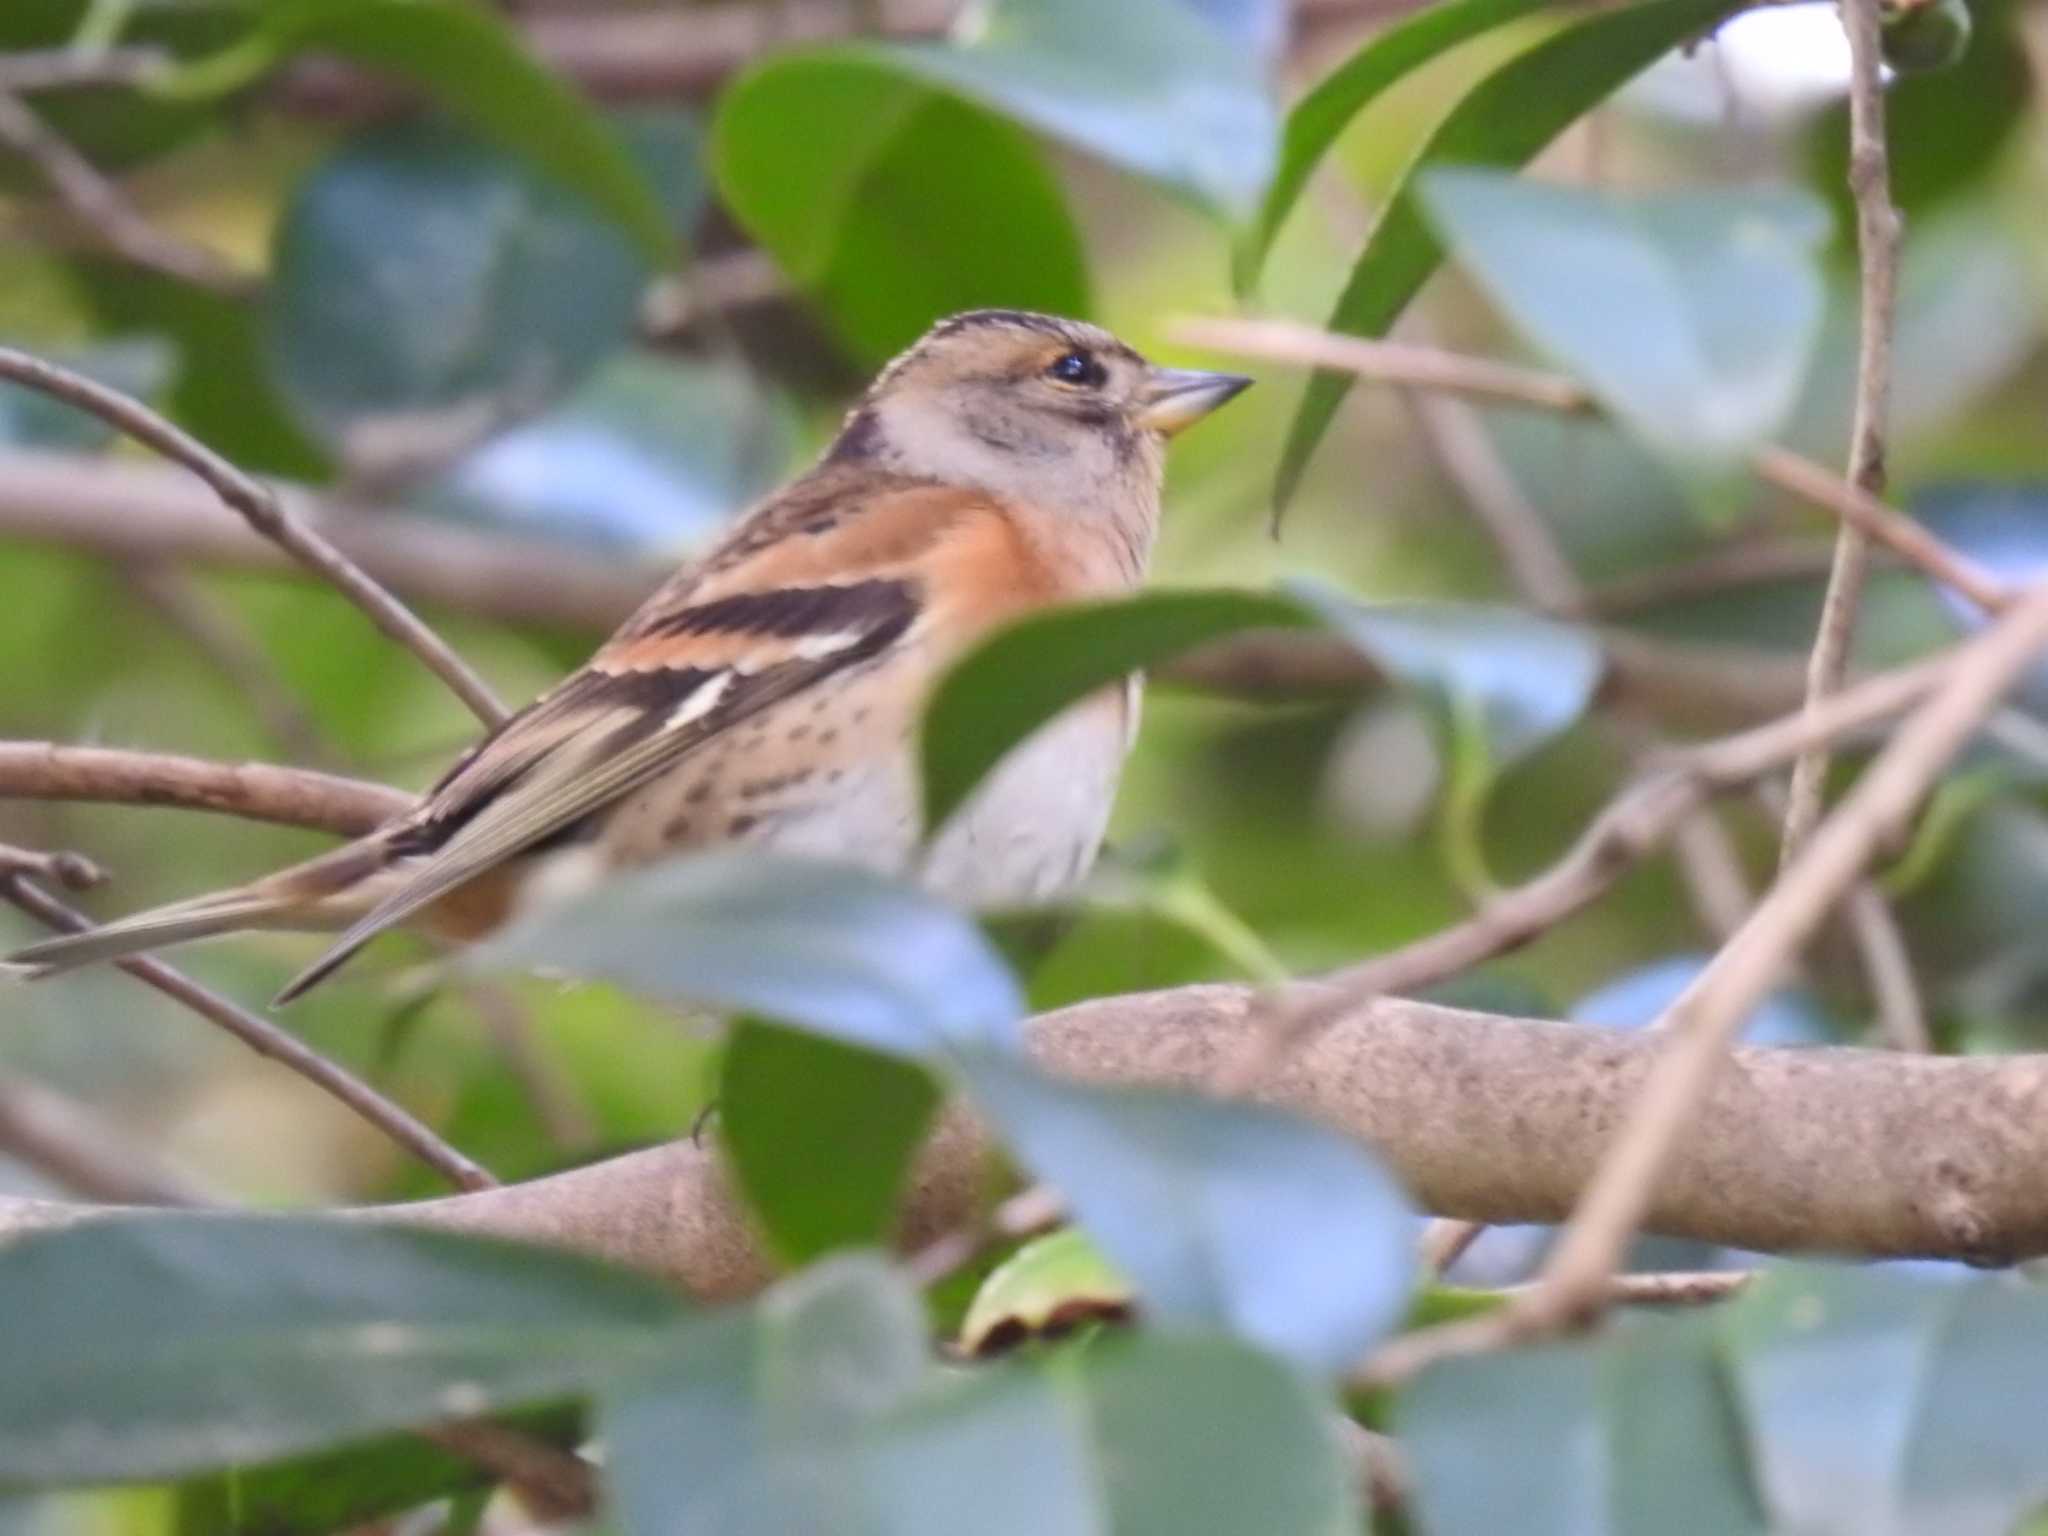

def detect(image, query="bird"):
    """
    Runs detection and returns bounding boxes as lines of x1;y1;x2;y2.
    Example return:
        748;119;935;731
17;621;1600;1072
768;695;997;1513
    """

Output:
7;310;1250;1004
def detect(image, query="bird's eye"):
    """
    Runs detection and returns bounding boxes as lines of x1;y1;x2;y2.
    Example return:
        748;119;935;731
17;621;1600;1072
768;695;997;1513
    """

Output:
1047;350;1105;387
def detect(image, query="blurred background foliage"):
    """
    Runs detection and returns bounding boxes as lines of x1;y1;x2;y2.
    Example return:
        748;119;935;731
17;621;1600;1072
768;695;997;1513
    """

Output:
3;0;2048;1530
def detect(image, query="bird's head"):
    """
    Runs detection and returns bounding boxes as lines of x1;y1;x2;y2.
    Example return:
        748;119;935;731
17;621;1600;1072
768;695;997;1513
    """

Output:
827;310;1251;504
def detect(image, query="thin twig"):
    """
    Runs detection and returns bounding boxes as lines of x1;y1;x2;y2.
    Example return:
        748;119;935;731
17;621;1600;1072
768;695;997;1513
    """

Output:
905;1184;1064;1290
1403;376;1587;616
0;446;1827;722
1842;883;1930;1051
0;89;251;294
416;1422;596;1524
1173;318;2008;616
1491;580;2048;1367
0;875;496;1192
1357;1268;1754;1388
1397;331;1760;1265
1211;650;1956;1096
1588;538;1866;617
1419;1217;1487;1277
1778;0;1902;864
0;348;508;727
0;742;408;836
0;45;168;92
1396;333;1759;939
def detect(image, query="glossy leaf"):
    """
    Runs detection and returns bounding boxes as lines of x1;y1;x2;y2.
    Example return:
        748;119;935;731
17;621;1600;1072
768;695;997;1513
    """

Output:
959;1049;1416;1374
1274;0;1749;514
921;588;1313;833
721;1020;940;1266
1421;172;1827;476
0;1214;683;1484
265;119;646;459
0;0;242;173
475;851;1025;1061
172;1404;584;1536
168;0;676;265
1401;1315;1767;1534
415;352;799;555
0;336;170;452
959;1228;1135;1355
881;0;1278;219
1726;1263;2048;1536
1570;955;1833;1046
715;61;1088;362
603;1255;1358;1536
1237;0;1557;291
1288;579;1603;765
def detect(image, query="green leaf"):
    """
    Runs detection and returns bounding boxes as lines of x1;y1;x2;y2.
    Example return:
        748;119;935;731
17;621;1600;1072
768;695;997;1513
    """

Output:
1401;1314;1767;1534
602;1255;1358;1535
959;1049;1417;1374
0;0;243;174
880;0;1277;219
1419;172;1828;476
1287;579;1603;765
165;0;675;266
1236;0;1557;292
0;1214;683;1485
0;335;170;451
960;1228;1135;1355
721;1020;941;1266
474;851;1025;1061
921;588;1313;834
714;61;1087;362
265;118;647;459
1725;1263;2048;1536
172;1403;584;1536
1273;0;1749;515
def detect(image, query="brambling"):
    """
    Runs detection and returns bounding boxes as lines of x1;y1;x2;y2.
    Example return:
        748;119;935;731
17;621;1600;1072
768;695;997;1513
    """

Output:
10;310;1250;1002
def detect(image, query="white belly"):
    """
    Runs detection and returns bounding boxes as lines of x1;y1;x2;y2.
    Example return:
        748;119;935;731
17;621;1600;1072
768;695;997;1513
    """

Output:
753;686;1135;908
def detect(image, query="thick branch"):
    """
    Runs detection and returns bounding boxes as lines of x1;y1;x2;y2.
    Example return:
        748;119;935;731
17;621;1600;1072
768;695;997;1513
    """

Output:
4;987;2044;1292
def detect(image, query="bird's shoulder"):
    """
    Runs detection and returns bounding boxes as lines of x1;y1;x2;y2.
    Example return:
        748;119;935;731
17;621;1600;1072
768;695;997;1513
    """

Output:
400;464;1063;844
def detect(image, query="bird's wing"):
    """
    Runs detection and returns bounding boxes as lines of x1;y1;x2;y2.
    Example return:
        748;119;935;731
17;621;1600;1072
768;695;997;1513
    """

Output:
276;472;1053;1001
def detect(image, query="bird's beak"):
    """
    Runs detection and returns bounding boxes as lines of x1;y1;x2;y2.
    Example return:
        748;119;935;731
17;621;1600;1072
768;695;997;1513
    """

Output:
1134;367;1253;436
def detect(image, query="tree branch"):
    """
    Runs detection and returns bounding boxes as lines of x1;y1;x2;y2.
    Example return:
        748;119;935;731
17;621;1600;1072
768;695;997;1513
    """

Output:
0;89;251;294
1174;318;2004;615
0;447;1826;722
0;742;408;836
0;351;508;727
1212;647;1954;1095
3;986;2043;1293
0;448;663;632
1777;0;1902;864
1520;577;2048;1343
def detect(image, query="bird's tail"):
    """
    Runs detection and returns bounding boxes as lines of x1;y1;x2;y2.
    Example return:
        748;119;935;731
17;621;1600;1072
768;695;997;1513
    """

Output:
3;836;395;980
